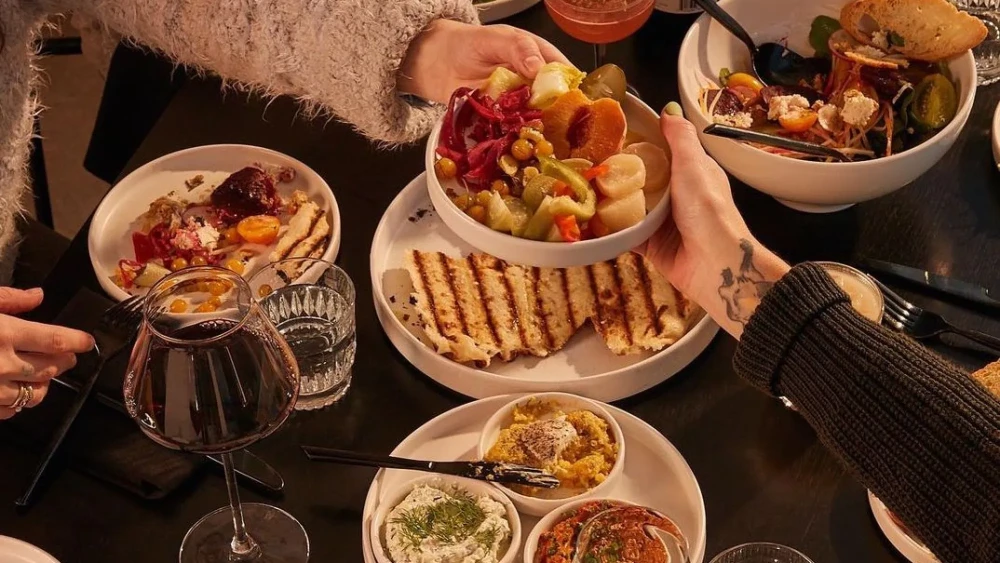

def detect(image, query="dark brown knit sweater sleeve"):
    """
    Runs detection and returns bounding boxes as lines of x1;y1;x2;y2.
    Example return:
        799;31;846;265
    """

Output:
734;262;1000;563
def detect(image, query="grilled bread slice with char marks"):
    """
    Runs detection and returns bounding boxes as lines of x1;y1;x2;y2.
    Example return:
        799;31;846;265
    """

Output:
403;250;699;364
406;250;492;365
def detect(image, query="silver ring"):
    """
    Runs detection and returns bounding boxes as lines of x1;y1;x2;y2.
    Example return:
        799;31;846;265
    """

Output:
9;383;32;412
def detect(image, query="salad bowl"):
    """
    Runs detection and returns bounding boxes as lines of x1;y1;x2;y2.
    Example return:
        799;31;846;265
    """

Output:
677;0;977;213
425;92;672;268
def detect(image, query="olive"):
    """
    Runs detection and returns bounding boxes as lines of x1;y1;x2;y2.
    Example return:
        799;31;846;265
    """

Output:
580;64;628;102
909;74;958;131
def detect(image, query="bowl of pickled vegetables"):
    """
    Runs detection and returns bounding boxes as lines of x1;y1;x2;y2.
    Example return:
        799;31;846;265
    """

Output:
678;0;979;212
427;63;673;268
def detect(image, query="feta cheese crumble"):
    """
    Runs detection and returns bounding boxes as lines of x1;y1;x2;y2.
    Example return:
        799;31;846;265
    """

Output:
385;483;511;563
841;90;879;127
851;45;887;60
713;112;753;129
767;95;810;121
817;104;842;132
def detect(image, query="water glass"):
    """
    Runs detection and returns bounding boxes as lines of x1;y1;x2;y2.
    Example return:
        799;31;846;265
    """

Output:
951;0;1000;85
250;258;356;410
710;543;814;563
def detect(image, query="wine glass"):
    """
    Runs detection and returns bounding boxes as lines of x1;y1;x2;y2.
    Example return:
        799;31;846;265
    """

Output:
123;267;308;562
544;0;655;87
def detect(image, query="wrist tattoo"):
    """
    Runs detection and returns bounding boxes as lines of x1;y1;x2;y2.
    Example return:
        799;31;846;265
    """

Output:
718;239;774;326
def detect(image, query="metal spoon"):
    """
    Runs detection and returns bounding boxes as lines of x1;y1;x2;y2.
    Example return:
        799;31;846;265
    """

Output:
691;0;830;87
703;124;853;162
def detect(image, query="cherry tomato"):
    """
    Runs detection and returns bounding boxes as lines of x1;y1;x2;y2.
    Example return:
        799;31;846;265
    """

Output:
727;72;764;93
190;255;208;267
206;280;229;296
258;284;274;298
170;257;188;271
511;139;534;161
236;215;280;245
779;111;819;133
222;227;241;246
534;139;554;158
195;301;219;313
554;215;581;243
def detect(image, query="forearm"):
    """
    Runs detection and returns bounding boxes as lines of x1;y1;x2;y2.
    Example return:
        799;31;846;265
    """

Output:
735;263;1000;563
59;0;477;143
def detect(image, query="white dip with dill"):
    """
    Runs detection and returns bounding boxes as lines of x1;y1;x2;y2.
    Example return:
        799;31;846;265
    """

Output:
384;483;511;563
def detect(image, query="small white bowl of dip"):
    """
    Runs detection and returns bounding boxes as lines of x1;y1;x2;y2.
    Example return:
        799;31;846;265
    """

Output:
477;393;626;517
372;475;521;563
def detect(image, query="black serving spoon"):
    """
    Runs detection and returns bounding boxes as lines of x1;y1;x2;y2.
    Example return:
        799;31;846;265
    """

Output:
704;124;853;162
692;0;830;87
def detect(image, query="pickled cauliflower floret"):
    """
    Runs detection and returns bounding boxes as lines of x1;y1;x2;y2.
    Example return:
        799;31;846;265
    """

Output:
841;90;879;127
767;95;810;121
871;30;889;50
528;62;586;109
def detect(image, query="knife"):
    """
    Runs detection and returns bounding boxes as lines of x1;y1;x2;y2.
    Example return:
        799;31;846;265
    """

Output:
862;259;1000;310
49;376;285;495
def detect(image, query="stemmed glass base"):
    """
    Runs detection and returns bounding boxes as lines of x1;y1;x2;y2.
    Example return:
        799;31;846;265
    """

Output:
179;504;309;563
593;43;642;99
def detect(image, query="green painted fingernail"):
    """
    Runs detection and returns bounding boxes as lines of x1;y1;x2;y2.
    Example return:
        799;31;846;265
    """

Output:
663;101;683;117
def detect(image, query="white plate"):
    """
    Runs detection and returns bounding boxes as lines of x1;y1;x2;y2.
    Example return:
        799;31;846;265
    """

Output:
655;0;702;14
89;145;341;301
360;394;707;563
477;0;542;22
0;536;59;563
426;94;673;268
992;101;1000;169
370;173;719;402
868;492;938;563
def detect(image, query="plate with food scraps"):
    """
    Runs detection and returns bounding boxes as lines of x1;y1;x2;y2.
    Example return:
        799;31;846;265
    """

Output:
427;64;673;268
0;536;60;563
869;492;938;563
372;173;718;402
476;0;542;23
360;394;707;563
89;144;341;302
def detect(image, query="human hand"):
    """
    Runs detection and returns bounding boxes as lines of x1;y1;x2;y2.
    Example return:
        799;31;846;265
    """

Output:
636;113;790;339
0;288;95;419
398;20;570;104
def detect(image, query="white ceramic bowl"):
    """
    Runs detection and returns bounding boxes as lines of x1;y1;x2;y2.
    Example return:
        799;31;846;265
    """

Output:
370;475;522;563
477;393;626;517
522;497;692;563
677;0;977;213
426;94;672;267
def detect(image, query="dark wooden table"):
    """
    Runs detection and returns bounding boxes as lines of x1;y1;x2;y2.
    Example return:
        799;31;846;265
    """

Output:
3;6;1000;562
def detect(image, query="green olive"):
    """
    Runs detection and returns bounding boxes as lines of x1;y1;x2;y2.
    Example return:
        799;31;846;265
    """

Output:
580;64;628;102
909;74;958;131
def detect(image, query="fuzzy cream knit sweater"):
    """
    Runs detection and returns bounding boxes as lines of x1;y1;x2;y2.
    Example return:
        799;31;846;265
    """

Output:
0;0;478;284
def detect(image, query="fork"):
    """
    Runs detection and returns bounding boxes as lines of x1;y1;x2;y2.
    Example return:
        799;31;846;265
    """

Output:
872;278;1000;355
16;295;146;508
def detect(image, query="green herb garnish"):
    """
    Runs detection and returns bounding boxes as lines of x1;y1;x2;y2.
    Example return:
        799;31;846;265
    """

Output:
718;67;732;86
888;31;905;47
390;489;494;552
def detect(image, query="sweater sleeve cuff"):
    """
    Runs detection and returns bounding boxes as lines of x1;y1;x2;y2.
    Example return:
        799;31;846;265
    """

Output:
368;1;479;144
733;262;851;396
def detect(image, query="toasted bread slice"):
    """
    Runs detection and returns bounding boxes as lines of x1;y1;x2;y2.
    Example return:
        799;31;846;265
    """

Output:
972;360;1000;399
469;254;526;361
504;265;552;357
445;255;501;360
840;0;987;62
405;250;491;365
565;265;597;330
271;201;322;262
537;267;577;351
589;261;634;355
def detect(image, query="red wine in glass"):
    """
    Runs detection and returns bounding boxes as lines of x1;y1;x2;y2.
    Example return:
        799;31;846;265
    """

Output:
124;267;307;562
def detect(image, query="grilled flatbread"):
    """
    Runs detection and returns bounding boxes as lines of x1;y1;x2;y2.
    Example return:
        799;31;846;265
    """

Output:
403;250;699;365
972;360;1000;399
840;0;987;62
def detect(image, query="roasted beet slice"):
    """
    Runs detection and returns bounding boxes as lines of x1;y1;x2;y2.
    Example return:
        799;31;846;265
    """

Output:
706;88;743;116
210;166;280;222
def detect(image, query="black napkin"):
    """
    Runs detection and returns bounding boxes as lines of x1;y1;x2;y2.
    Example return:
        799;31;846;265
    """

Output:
0;289;206;499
